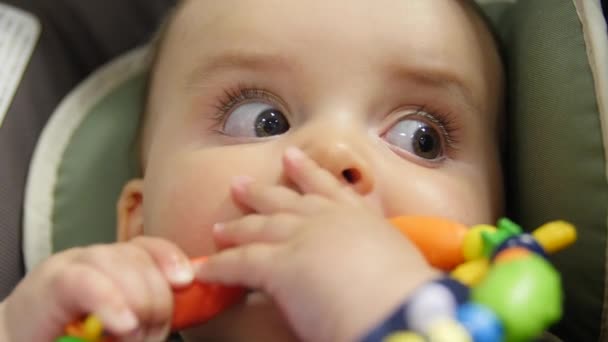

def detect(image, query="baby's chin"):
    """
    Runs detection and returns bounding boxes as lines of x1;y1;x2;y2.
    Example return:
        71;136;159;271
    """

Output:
180;291;298;341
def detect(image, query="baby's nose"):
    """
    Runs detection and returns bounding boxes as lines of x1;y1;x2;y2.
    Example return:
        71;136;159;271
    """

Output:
301;141;374;195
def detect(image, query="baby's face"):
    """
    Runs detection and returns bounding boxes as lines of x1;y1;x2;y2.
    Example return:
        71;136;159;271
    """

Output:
139;0;503;257
123;0;502;338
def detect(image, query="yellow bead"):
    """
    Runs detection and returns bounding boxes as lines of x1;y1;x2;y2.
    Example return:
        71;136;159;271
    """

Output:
427;318;472;342
383;331;426;342
463;225;496;261
450;258;490;286
82;315;104;340
532;221;577;254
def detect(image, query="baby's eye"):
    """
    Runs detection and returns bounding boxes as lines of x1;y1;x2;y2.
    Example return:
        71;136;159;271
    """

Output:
383;117;443;160
223;102;290;138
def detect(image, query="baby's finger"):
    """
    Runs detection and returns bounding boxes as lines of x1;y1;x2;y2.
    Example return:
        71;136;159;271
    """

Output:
195;244;277;290
129;237;194;287
75;245;174;340
231;177;303;214
214;214;299;247
51;263;139;337
283;147;346;199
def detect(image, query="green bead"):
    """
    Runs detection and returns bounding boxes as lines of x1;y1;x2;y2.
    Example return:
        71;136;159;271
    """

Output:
472;255;562;342
55;337;87;342
481;218;523;257
496;218;523;235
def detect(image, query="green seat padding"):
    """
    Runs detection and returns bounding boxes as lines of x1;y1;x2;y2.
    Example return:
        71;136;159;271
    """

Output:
499;1;607;340
53;74;144;249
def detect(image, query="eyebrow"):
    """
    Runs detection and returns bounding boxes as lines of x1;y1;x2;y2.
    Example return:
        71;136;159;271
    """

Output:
386;63;478;111
186;51;293;88
185;51;479;111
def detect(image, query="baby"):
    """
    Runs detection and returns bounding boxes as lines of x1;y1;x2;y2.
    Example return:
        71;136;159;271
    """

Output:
0;0;504;341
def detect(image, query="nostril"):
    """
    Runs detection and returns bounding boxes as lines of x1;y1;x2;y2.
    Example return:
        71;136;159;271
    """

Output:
342;168;361;184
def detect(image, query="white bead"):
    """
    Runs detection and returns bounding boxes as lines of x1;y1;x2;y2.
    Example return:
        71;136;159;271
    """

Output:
404;283;457;334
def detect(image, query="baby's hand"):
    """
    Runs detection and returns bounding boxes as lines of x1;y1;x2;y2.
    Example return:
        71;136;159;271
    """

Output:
196;147;439;342
0;237;193;342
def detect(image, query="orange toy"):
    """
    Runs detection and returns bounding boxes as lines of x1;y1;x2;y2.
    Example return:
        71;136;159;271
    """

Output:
390;216;468;271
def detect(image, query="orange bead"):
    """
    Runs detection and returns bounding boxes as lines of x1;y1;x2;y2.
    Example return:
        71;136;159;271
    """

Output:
65;319;86;337
494;247;531;264
390;216;468;271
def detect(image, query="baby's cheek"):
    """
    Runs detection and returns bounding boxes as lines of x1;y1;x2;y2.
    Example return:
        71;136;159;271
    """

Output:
142;168;244;257
141;146;284;256
380;171;495;226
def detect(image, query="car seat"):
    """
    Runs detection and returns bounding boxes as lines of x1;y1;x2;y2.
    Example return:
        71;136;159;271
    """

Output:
6;0;608;341
0;0;176;300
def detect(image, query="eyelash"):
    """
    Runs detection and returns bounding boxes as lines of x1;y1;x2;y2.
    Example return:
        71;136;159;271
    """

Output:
212;84;279;126
408;105;460;152
211;85;461;151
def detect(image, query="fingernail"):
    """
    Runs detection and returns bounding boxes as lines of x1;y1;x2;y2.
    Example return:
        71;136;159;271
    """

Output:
213;223;225;234
232;176;254;193
99;307;138;333
285;147;305;161
167;256;194;285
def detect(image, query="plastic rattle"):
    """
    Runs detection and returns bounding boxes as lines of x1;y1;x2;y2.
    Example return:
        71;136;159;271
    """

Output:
366;217;576;342
56;216;576;342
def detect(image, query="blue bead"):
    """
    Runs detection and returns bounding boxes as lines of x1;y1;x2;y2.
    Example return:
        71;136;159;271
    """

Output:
456;303;503;342
492;234;547;259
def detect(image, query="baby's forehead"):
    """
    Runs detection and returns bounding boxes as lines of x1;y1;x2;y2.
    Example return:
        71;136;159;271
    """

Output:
161;0;497;74
166;0;491;47
154;0;500;106
153;1;499;109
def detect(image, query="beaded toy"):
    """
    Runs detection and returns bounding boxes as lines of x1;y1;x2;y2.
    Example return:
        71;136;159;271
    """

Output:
56;216;576;342
367;217;576;342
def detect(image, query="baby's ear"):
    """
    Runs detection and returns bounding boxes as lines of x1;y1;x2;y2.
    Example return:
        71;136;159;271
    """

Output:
117;179;144;242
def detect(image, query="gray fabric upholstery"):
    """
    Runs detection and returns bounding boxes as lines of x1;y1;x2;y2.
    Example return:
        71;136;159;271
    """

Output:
0;0;175;300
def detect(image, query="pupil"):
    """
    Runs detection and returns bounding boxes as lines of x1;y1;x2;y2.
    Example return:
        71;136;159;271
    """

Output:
414;127;440;159
255;109;289;137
